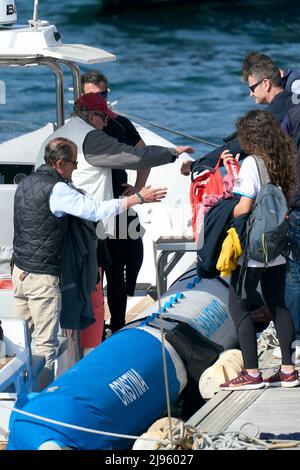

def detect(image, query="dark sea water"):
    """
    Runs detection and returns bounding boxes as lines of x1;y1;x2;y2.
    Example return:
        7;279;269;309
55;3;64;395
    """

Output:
2;0;300;157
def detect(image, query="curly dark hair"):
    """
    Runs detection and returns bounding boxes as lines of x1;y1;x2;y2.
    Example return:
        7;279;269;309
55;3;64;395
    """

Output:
236;110;297;201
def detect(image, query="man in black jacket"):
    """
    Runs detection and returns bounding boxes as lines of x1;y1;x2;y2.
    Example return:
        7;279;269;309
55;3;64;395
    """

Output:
181;57;299;176
241;52;300;95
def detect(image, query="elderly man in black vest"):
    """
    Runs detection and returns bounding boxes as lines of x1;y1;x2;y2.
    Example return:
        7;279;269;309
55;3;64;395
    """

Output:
12;137;167;388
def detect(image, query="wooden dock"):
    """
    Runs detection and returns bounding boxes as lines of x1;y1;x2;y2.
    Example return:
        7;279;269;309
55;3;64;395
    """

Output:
188;348;300;445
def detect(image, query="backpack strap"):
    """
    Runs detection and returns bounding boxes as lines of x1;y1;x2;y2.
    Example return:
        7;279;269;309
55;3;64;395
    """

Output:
236;156;270;299
236;240;249;300
252;155;270;186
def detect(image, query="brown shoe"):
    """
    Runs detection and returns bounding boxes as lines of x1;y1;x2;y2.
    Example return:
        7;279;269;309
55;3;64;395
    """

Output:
264;369;300;388
220;370;265;391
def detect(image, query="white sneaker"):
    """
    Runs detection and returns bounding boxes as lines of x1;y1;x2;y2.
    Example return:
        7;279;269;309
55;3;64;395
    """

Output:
273;345;300;362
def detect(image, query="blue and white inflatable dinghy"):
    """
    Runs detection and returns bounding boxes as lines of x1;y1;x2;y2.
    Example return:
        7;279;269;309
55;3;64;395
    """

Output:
7;327;186;450
7;273;238;450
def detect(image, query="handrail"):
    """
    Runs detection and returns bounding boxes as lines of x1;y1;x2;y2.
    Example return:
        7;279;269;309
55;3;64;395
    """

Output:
57;60;81;102
0;56;65;127
120;111;220;148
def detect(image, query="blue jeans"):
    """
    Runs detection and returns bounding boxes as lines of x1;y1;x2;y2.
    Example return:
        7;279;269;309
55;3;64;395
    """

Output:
285;208;300;340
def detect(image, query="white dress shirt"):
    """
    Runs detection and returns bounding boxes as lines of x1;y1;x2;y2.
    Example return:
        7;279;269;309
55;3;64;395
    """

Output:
49;181;123;222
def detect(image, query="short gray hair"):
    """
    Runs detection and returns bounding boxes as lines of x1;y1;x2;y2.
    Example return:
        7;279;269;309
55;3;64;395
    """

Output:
44;137;77;166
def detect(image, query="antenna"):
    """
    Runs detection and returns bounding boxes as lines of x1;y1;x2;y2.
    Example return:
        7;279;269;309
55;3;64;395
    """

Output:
29;1;48;29
33;0;39;22
28;0;40;30
29;0;49;31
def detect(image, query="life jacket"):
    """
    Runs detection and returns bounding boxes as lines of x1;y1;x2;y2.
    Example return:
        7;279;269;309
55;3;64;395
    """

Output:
190;157;239;241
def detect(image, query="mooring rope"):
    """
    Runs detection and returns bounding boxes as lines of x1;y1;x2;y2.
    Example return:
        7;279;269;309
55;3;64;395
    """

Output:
0;402;168;445
1;402;300;450
152;241;175;449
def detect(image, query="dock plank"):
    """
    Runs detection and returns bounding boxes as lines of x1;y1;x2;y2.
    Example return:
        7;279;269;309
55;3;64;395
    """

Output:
226;388;300;435
188;347;300;440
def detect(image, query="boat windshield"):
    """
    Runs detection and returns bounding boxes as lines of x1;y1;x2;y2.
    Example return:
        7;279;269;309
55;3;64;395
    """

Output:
0;64;74;143
0;63;76;184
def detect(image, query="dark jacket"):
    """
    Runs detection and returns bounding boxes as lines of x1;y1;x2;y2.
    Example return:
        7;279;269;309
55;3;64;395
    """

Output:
281;106;300;208
197;197;241;279
191;90;299;172
13;165;68;275
282;69;300;92
59;216;98;330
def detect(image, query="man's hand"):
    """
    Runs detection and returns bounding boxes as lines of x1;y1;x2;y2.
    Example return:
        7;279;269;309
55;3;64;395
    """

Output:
123;185;168;209
181;160;193;176
175;146;195;155
138;185;168;203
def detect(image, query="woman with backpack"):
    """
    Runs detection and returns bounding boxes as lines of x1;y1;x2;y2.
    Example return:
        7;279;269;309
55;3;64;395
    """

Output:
220;109;299;390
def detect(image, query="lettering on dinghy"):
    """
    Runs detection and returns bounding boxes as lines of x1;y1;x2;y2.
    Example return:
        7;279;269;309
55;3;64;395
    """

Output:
109;368;149;406
190;299;229;337
6;4;16;15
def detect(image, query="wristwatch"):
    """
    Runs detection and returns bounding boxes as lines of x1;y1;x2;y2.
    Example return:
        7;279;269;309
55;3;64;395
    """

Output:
135;192;145;204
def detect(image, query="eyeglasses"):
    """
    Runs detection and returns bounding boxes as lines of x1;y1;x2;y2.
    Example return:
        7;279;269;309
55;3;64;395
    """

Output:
97;91;108;99
93;111;108;122
249;77;271;93
63;158;78;168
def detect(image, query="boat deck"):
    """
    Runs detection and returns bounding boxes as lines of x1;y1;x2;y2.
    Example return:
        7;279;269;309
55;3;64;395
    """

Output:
188;349;300;445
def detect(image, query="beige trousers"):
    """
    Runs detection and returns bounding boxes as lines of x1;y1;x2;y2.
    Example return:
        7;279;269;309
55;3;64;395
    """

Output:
12;265;61;389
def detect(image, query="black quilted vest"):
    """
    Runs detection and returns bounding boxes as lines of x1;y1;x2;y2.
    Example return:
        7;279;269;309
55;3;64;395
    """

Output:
13;165;68;275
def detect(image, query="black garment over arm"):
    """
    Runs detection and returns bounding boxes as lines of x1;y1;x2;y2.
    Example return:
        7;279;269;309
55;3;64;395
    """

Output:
104;115;142;197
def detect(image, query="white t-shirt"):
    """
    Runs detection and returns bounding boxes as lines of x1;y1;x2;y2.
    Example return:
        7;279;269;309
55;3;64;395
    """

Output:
233;156;286;268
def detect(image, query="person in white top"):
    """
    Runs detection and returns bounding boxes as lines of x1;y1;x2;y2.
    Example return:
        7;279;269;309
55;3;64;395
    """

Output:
219;110;299;391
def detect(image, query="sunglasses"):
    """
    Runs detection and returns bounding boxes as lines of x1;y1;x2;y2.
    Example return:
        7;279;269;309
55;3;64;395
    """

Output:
63;158;78;167
249;77;271;93
96;91;108;99
93;111;108;121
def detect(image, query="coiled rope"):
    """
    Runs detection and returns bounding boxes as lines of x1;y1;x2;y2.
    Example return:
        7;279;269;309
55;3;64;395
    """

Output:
257;321;279;352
